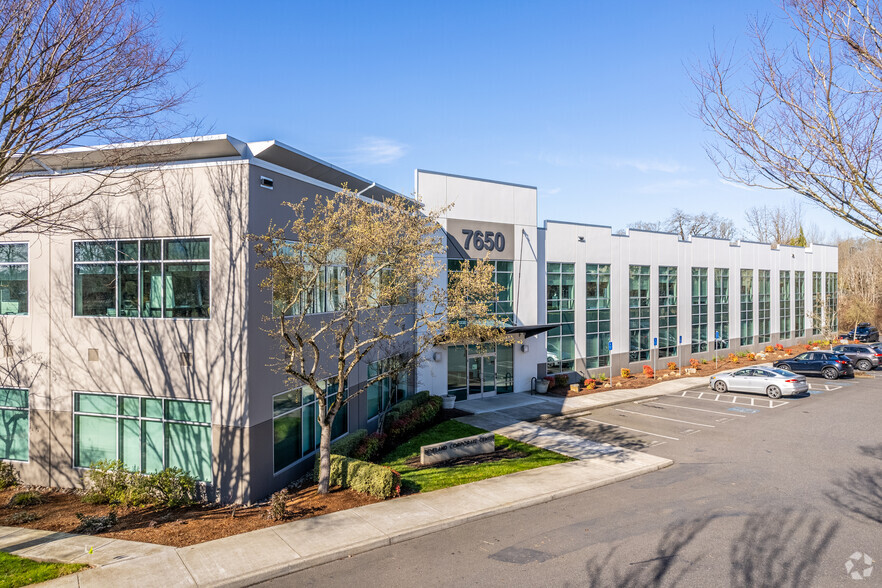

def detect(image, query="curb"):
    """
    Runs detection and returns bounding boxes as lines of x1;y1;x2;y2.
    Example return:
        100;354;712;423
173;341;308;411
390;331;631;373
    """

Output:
207;458;673;588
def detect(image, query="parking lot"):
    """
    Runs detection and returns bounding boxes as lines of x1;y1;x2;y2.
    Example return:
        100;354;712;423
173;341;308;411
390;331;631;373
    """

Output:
539;373;872;457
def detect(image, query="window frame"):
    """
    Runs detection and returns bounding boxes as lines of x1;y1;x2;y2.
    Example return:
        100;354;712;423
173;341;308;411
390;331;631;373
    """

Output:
0;242;29;316
0;386;29;462
71;236;211;320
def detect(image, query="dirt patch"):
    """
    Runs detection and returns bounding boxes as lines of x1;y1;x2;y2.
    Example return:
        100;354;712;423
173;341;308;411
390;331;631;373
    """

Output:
403;448;528;469
0;485;380;548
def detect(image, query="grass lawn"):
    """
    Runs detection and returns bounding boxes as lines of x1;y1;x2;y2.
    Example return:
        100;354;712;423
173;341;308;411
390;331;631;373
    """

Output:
0;552;87;588
380;420;574;493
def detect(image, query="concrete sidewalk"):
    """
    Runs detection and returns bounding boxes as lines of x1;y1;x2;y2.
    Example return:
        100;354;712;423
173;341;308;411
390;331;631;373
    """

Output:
23;379;700;587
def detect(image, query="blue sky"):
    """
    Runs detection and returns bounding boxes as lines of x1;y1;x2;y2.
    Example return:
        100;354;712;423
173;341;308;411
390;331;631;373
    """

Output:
153;0;861;241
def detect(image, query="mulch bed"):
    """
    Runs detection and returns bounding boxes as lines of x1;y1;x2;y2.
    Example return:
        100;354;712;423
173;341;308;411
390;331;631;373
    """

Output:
403;448;527;470
0;484;379;548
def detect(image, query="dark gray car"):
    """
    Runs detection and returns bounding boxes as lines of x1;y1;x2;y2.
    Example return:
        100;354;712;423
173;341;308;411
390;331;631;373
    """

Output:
831;344;881;371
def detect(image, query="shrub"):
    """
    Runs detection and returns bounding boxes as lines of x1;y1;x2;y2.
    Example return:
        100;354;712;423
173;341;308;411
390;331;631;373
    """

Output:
0;461;19;490
642;365;654;378
736;351;749;357
747;352;756;361
4;510;39;524
727;353;737;362
804;344;812;350
329;429;368;458
353;432;386;463
775;343;785;351
554;374;569;388
82;460;130;505
666;362;677;371
765;345;774;353
597;373;608;382
785;348;793;354
689;358;700;369
149;468;196;508
386;396;442;446
584;379;596;390
8;491;43;508
732;356;740;363
382;392;430;431
266;491;289;521
327;454;400;499
701;359;708;364
74;511;117;534
620;368;631;378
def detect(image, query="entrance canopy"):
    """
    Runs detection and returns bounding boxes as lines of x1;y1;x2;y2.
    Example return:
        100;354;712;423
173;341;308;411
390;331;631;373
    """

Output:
504;324;556;339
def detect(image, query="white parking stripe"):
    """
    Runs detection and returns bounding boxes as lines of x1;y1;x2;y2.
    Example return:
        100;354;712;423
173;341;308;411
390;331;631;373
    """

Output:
645;401;747;418
615;408;716;428
675;389;789;409
577;417;680;441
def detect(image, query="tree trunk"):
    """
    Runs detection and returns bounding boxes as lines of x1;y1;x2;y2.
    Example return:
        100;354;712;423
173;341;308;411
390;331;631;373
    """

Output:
317;421;333;495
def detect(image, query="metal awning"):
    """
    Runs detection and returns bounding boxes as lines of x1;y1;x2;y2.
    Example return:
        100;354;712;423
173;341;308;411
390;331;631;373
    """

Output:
504;324;556;339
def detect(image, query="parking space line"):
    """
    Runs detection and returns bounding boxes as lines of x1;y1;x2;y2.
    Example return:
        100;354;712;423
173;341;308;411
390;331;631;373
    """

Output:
675;389;789;409
645;401;747;418
615;408;716;428
577;416;680;441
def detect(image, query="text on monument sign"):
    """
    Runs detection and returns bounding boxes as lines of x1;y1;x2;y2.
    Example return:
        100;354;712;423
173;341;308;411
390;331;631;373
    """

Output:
420;433;496;465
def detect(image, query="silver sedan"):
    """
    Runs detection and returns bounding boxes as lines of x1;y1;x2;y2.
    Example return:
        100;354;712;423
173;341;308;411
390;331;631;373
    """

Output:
708;367;808;399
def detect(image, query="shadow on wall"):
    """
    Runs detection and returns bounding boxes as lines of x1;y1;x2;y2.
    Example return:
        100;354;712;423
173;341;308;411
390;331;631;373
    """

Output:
45;164;251;502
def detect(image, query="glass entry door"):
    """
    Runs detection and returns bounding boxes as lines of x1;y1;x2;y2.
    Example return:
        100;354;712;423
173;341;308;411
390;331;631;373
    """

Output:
467;353;497;399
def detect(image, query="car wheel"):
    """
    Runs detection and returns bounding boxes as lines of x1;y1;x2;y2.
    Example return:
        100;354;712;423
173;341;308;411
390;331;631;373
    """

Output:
778;364;791;372
857;359;872;371
766;385;782;399
714;381;728;393
822;367;838;380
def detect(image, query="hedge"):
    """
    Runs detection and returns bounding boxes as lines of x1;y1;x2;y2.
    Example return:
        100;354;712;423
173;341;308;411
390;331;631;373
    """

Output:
327;454;401;499
386;395;442;446
329;428;367;457
382;390;430;431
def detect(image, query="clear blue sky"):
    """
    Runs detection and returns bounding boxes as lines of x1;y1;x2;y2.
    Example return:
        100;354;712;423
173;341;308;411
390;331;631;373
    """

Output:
152;0;861;241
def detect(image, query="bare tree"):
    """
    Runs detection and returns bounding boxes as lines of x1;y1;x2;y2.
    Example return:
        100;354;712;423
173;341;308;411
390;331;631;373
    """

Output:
743;201;806;244
693;0;882;237
630;208;736;240
252;188;512;494
0;0;188;237
838;238;882;332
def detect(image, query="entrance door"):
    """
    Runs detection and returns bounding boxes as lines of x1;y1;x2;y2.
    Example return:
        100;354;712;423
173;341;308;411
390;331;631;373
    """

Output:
467;353;497;399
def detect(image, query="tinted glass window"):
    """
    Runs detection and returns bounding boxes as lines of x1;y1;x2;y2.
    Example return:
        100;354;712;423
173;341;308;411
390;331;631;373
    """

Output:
733;369;750;376
795;353;810;361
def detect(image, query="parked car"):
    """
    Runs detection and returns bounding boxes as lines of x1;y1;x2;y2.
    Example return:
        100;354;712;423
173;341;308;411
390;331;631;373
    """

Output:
840;322;880;342
709;367;807;399
773;351;855;379
831;344;882;371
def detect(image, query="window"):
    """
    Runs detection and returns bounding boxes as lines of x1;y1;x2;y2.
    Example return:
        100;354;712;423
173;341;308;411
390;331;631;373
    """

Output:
740;269;754;343
0;388;28;461
73;238;210;318
812;271;823;335
659;267;678;358
714;268;730;350
273;378;347;474
448;260;513;323
586;264;611;368
73;392;211;482
780;271;791;338
629;265;651;362
794;271;805;338
692;268;708;352
367;357;409;419
276;247;346;315
826;272;838;332
758;270;771;343
547;263;575;373
0;243;28;316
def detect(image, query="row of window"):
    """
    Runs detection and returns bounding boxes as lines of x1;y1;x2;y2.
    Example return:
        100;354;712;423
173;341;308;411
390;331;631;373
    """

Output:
546;263;838;369
273;379;348;474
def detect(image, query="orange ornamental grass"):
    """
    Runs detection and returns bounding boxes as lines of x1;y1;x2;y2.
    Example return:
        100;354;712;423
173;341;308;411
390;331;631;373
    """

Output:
620;368;631;378
642;365;654;378
667;361;677;371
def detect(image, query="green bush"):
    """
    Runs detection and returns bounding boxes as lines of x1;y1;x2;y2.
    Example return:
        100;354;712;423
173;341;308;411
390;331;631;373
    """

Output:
4;510;39;524
554;374;569;388
74;511;117;534
0;461;20;490
8;491;44;508
352;432;386;462
327;454;400;499
387;396;442;445
329;428;368;458
382;391;430;431
82;460;131;505
149;467;196;508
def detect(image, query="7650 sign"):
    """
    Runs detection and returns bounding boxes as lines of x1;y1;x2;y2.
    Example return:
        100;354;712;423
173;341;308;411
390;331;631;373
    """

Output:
461;229;505;252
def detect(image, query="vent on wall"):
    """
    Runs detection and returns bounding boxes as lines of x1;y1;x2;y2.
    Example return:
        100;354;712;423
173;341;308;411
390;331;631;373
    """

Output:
179;351;192;367
3;344;12;358
88;348;99;362
259;176;274;190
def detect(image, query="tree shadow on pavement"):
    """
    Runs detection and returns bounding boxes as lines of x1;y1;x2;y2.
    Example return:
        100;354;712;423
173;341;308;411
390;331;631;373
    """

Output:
826;443;882;524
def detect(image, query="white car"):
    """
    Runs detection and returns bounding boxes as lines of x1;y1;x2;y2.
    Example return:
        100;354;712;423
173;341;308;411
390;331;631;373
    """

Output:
708;367;808;399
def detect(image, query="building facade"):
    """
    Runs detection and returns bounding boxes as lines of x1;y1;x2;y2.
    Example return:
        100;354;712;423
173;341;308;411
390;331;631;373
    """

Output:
0;138;839;503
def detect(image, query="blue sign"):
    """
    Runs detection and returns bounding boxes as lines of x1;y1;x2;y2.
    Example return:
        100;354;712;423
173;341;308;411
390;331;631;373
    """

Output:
653;337;658;346
608;341;613;351
679;335;682;344
715;331;720;339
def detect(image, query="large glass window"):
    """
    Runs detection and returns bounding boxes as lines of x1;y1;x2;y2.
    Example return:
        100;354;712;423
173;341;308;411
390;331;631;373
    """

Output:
586;264;611;368
629;265;651;362
73;392;211;482
0;388;28;461
0;244;28;316
780;271;791;338
758;270;771;343
794;271;805;338
691;268;708;353
740;269;754;343
812;271;823;335
367;357;409;420
826;272;838;332
447;260;513;323
273;378;347;474
277;247;347;315
714;268;730;350
73;238;210;318
547;263;575;373
659;267;678;358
